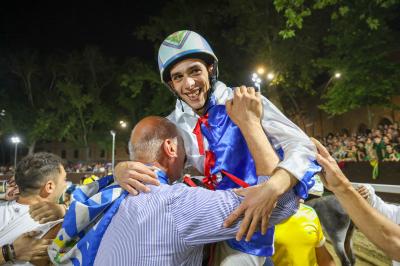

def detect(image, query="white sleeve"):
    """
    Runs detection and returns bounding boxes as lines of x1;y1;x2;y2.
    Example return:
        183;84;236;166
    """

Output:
370;193;400;225
260;96;321;198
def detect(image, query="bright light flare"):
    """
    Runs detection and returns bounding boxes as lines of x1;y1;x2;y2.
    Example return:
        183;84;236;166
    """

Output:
11;136;20;144
267;72;275;80
257;67;265;75
334;72;341;79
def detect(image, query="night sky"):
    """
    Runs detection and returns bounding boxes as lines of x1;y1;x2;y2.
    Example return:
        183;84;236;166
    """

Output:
0;0;163;59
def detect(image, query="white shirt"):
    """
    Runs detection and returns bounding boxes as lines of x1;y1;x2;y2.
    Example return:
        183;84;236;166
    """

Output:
364;185;400;266
0;200;61;265
167;81;318;184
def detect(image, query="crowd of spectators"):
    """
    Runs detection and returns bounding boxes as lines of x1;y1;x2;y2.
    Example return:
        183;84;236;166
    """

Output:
321;122;400;162
1;123;399;177
63;162;112;174
1;162;112;177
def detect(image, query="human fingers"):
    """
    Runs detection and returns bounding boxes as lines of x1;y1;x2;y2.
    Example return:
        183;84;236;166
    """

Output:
36;239;53;245
7;178;16;186
127;170;159;186
247;87;256;96
39;214;59;224
25;231;42;238
234;87;242;99
235;210;252;241
30;209;52;222
311;138;331;159
223;204;245;228
124;184;139;196
123;178;150;194
129;164;158;181
29;205;47;221
357;186;369;199
316;154;332;170
245;213;260;241
31;254;50;261
261;214;269;235
239;85;247;94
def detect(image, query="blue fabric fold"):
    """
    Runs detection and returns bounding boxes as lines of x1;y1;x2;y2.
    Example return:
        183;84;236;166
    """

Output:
50;171;168;265
201;95;276;256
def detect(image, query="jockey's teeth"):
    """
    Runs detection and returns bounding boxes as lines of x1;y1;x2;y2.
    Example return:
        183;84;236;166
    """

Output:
187;90;200;99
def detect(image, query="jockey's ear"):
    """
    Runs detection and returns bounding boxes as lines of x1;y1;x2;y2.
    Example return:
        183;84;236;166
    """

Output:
207;64;214;75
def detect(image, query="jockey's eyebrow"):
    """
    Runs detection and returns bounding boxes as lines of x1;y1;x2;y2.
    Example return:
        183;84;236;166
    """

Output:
171;62;203;78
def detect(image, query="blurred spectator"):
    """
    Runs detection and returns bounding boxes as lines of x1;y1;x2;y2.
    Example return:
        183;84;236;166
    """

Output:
322;122;400;162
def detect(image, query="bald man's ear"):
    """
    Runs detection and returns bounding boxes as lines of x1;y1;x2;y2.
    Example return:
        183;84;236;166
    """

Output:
163;138;178;159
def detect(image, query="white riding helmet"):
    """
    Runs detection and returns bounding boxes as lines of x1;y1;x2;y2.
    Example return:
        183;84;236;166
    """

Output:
158;30;219;86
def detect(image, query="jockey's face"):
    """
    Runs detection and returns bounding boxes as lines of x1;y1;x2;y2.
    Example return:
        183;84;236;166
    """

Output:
169;59;213;114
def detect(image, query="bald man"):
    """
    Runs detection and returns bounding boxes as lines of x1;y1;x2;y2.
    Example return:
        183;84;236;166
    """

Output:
51;90;292;266
92;116;276;265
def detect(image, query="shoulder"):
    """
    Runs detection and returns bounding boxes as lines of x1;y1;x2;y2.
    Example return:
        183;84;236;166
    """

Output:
298;204;319;220
0;201;28;218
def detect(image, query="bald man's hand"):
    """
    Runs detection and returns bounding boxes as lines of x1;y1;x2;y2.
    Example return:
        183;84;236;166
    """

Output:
114;161;160;195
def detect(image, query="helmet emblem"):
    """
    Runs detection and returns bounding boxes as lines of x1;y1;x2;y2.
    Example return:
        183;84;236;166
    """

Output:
162;30;191;49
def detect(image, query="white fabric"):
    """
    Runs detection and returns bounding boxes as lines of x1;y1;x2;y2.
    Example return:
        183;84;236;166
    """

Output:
0;200;62;266
212;241;266;266
167;81;317;181
309;174;324;196
362;184;400;224
363;184;400;265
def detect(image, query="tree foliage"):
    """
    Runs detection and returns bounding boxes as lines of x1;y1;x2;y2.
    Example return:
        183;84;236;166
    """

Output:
136;0;400;118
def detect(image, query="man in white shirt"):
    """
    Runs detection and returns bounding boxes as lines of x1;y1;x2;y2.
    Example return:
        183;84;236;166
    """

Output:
356;184;400;266
312;138;400;262
0;152;66;265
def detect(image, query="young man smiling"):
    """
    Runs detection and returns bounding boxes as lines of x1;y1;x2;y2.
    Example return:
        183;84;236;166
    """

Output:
115;30;321;264
169;58;213;113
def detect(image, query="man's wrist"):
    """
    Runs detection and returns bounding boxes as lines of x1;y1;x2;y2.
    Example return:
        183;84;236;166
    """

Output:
331;180;353;196
239;121;263;136
267;168;298;197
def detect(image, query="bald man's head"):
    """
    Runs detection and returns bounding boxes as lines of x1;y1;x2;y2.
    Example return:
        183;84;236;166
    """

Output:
128;116;181;163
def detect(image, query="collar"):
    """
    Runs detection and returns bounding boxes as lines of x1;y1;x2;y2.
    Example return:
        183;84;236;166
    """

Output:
155;169;169;185
172;81;233;118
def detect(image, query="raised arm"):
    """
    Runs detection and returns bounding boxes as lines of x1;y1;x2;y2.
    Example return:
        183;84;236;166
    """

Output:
259;94;320;199
226;86;279;175
312;138;400;261
224;86;298;241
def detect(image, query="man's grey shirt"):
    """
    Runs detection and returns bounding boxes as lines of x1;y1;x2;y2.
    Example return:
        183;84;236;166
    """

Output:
94;182;295;266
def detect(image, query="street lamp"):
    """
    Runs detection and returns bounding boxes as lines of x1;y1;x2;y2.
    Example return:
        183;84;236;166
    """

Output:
323;72;343;92
251;73;262;91
257;67;265;75
10;136;21;170
110;121;128;175
267;72;275;81
110;130;116;175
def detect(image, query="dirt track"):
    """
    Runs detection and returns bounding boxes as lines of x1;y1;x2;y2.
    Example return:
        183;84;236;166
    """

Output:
326;229;392;266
